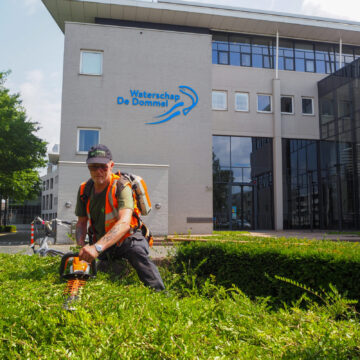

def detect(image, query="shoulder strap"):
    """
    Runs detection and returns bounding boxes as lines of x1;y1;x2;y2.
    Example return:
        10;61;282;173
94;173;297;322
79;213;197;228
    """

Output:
80;179;94;203
115;172;132;197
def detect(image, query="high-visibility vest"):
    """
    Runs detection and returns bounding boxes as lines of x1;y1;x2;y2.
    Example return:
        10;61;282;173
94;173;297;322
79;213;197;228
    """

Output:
79;173;141;245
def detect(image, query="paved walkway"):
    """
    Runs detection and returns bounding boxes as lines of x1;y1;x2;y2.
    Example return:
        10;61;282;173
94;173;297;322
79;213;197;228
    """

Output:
0;230;175;258
245;230;360;242
1;229;359;258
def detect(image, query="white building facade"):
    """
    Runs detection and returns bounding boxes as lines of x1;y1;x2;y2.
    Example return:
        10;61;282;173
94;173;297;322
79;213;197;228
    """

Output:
42;0;360;240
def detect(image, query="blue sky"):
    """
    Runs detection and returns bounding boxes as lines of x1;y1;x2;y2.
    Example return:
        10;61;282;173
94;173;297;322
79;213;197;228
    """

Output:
1;0;360;154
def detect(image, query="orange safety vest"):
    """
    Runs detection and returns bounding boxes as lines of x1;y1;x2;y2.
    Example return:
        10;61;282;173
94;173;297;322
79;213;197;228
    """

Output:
79;173;141;245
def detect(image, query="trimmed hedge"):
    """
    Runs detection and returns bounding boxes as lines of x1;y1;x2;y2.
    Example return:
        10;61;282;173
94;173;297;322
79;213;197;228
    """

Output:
0;225;16;233
1;254;360;358
174;238;360;306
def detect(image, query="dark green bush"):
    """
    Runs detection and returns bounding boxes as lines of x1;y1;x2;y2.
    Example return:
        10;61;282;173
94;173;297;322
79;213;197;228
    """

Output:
1;253;360;359
173;239;360;306
4;225;16;232
0;225;16;232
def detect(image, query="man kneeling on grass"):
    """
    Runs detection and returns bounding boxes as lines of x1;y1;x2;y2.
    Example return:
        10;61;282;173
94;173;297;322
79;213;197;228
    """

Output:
75;144;165;291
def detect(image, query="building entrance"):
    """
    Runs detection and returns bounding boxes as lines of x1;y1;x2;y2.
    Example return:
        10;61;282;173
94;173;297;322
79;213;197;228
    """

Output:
213;182;254;230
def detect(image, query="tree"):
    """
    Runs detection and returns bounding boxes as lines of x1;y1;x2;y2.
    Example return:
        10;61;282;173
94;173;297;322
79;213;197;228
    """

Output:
0;71;47;224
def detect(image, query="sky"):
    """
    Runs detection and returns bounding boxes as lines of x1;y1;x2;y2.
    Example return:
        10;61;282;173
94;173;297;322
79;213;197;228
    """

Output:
1;0;360;157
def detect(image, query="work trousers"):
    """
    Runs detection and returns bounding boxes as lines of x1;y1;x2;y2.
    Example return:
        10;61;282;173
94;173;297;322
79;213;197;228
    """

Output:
98;232;165;291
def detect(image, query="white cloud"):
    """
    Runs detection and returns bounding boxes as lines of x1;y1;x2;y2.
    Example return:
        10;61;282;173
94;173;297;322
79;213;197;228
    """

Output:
18;69;61;152
301;0;360;21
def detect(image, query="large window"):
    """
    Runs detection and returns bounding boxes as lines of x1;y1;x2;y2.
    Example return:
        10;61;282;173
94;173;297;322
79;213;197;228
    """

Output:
278;40;294;71
283;139;319;229
213;135;273;230
212;91;227;110
80;50;103;75
281;96;294;114
212;31;360;74
302;98;314;115
257;94;272;113
77;128;100;153
235;92;249;112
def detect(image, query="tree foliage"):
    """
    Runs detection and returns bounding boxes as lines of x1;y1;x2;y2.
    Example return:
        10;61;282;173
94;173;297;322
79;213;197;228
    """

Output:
0;71;47;201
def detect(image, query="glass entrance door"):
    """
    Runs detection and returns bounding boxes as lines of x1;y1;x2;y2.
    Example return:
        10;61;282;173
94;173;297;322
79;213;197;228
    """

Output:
214;183;254;230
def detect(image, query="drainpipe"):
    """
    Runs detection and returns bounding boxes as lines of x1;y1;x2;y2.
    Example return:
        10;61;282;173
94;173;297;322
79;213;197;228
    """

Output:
339;37;343;69
276;30;279;79
273;30;283;230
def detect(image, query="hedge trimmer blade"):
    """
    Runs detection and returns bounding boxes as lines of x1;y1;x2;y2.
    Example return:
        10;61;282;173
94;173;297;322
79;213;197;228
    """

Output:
63;278;87;311
59;252;97;311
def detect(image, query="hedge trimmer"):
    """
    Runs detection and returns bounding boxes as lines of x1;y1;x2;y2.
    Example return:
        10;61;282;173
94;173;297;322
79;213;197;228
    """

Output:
59;252;97;311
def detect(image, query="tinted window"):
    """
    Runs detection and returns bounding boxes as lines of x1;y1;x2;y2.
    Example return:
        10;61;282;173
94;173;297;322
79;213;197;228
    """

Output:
78;129;99;152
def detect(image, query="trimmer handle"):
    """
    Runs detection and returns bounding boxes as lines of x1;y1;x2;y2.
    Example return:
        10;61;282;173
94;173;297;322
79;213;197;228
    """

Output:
59;252;97;279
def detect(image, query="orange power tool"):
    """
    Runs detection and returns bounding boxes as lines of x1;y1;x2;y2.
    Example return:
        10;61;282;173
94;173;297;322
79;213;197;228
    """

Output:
59;252;97;310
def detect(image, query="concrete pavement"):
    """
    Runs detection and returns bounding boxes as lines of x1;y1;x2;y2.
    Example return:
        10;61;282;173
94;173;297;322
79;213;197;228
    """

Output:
1;229;360;258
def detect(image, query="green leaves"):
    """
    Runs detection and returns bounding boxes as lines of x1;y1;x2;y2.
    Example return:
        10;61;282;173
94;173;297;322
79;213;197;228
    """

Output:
1;253;360;358
0;71;47;202
173;237;360;309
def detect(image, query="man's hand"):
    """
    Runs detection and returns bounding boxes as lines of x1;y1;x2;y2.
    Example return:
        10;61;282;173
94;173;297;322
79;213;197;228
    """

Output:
79;244;99;263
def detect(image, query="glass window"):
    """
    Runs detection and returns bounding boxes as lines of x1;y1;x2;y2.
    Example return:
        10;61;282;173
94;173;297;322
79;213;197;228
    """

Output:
252;37;273;69
278;40;294;71
235;92;249;112
213;136;230;168
77;129;100;152
241;53;251;66
257;95;272;113
231;137;252;168
212;91;227;110
212;50;218;64
281;96;294;114
50;178;53;189
302;98;314;115
295;42;315;73
80;51;103;75
219;51;229;65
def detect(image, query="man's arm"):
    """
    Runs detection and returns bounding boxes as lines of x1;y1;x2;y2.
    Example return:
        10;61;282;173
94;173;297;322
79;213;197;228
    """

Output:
76;216;88;247
78;208;132;263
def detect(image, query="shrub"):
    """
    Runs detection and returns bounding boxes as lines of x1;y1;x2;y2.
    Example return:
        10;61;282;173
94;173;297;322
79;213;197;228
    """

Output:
0;253;360;359
5;225;16;232
173;238;360;307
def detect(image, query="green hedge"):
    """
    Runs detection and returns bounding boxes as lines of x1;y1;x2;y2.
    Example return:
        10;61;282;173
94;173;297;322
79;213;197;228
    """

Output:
0;225;16;233
1;254;360;358
173;238;360;305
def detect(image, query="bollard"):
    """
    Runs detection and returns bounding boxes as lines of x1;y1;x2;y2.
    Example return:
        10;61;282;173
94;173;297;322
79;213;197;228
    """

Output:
30;223;34;244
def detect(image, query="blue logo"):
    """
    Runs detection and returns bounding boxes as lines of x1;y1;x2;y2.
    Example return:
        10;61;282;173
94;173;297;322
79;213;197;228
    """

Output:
116;85;198;125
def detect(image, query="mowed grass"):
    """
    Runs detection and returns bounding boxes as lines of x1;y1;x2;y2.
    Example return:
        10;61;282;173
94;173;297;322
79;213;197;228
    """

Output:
1;251;360;359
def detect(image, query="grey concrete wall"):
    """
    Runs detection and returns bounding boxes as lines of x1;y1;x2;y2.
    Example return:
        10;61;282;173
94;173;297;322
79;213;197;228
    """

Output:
212;65;327;139
60;22;213;234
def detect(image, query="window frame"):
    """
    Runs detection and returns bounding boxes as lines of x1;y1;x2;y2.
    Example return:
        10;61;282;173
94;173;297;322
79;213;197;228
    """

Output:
280;95;294;115
302;97;315;116
234;92;249;112
256;94;272;113
77;127;101;154
212;90;228;111
79;50;103;76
